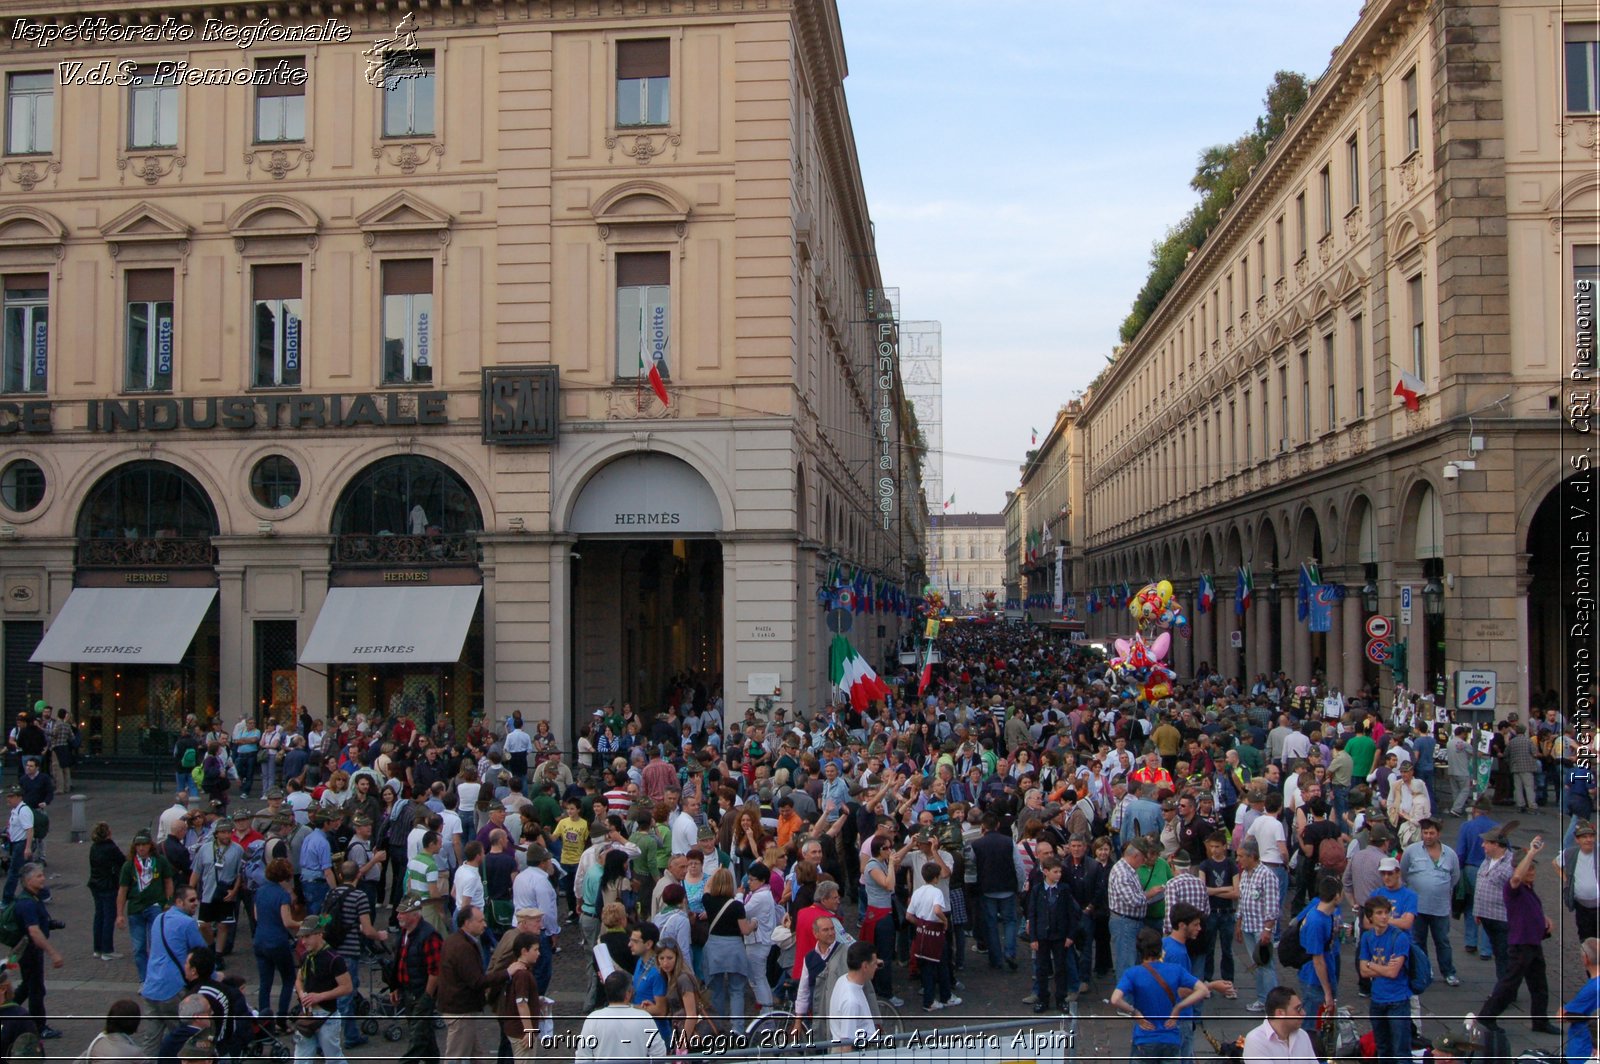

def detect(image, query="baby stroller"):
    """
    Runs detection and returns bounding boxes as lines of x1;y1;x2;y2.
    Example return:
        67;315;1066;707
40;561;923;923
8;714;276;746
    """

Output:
356;947;409;1042
242;1012;291;1063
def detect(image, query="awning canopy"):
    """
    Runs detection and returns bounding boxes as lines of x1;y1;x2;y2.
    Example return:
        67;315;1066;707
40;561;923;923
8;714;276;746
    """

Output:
30;587;218;664
300;586;481;664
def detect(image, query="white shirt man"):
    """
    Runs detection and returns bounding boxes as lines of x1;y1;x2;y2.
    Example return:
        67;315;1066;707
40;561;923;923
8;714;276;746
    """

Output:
1241;995;1318;1063
1281;730;1312;765
828;948;879;1048
158;796;190;839
574;980;666;1064
669;802;699;857
454;857;486;912
1247;810;1287;866
503;725;532;757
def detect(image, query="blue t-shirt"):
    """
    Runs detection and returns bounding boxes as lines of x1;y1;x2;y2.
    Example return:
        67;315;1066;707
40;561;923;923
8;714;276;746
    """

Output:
1297;906;1340;990
140;908;207;1001
632;957;670;1044
1115;961;1200;1045
1564;975;1600;1064
253;881;293;950
1161;935;1200;1018
1358;926;1413;1004
1371;885;1418;921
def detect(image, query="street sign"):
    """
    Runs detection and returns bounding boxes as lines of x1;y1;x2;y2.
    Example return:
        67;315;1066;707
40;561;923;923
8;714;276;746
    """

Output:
1364;637;1391;665
1455;669;1497;711
1400;586;1413;627
826;609;853;633
1230;630;1243;648
1365;615;1392;640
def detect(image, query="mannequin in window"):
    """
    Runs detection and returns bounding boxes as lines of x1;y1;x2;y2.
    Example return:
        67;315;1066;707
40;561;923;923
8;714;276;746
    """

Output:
408;504;428;536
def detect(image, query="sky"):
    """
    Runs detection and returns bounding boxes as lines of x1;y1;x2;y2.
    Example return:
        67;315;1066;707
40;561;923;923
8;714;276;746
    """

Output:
836;0;1366;516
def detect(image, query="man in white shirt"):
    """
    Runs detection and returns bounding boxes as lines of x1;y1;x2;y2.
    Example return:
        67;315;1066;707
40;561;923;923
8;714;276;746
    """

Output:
829;941;882;1048
1281;727;1312;766
1241;986;1318;1064
1246;792;1290;903
158;793;191;839
574;971;667;1064
670;793;701;856
454;840;487;916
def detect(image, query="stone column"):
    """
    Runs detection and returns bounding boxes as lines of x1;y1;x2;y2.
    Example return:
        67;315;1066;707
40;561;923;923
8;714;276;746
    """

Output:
1251;600;1270;682
1325;594;1344;692
1280;589;1297;679
1292;597;1312;684
217;563;248;720
1514;560;1532;717
1195;590;1213;676
1343;589;1365;699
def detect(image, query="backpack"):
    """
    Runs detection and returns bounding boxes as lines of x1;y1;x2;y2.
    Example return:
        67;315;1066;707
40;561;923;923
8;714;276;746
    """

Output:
1316;837;1348;876
1407;942;1433;995
30;807;47;843
322;886;355;950
243;838;268;891
181;746;199;770
0;1004;42;1060
0;902;22;948
1276;908;1314;970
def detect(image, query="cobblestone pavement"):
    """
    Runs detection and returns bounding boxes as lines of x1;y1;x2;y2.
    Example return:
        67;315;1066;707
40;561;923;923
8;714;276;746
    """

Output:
18;780;1592;1060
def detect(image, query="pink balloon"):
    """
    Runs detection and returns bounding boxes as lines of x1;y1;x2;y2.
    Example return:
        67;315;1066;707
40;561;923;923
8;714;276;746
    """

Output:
1149;632;1172;661
1114;638;1132;659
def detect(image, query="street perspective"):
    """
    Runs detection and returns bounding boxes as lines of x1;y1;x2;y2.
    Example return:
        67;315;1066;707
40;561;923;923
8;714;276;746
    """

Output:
0;2;1598;1064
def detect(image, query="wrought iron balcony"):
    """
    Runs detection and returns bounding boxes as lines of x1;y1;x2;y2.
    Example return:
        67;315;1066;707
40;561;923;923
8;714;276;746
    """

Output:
77;536;217;569
333;532;481;568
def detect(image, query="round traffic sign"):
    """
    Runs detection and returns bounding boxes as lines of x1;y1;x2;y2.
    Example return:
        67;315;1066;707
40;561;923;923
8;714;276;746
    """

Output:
1364;637;1391;665
1365;615;1391;640
826;609;853;634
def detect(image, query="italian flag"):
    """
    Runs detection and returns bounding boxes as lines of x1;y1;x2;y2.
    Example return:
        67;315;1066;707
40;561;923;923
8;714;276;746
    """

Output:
639;301;670;406
828;634;890;710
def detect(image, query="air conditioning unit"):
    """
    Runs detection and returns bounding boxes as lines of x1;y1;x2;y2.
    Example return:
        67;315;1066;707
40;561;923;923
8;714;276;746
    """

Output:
1278;438;1289;453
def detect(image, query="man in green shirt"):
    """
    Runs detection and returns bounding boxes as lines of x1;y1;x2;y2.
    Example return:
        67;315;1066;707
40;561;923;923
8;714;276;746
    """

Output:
116;829;176;981
1236;736;1266;779
1346;728;1378;782
528;785;562;834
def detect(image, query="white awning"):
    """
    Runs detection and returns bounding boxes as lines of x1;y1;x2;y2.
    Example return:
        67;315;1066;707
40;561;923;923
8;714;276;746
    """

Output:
300;586;481;664
30;587;218;664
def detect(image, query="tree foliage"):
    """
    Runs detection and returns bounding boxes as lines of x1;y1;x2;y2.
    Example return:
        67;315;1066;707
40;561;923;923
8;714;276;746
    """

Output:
1118;71;1311;345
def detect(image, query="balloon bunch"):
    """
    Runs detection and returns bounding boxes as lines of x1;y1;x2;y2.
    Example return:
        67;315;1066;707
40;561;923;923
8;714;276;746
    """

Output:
1128;579;1190;638
1106;631;1178;703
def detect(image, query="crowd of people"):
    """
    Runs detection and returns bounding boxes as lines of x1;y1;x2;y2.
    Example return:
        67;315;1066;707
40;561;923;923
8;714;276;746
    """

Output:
0;625;1598;1064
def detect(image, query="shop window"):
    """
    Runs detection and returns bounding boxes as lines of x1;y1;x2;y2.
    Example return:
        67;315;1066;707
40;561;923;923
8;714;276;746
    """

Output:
255;620;299;722
128;66;179;149
615;251;670;380
252;264;303;387
333;455;482;538
382;50;435;137
125;270;175;393
1;459;44;513
2;273;48;394
77;460;219;540
381;260;433;384
250;455;301;510
5;72;53;155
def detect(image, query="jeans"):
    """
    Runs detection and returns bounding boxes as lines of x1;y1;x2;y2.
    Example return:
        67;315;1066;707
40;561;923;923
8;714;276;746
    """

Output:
175;771;196;796
261;754;278;796
1110;914;1143;976
1202;910;1236;981
2;840;25;902
293;1008;347;1064
919;950;953;1007
1462;866;1481;951
1331;784;1350;820
128;907;160;981
1417;770;1437;812
982;894;1018;964
1300;971;1329;1018
1269;865;1290;927
1413;912;1455;978
92;887;118;954
233;753;254;796
338;960;364;1040
1246;936;1279;1004
1371;999;1413;1064
256;942;297;1017
709;971;749;1027
302;878;329;915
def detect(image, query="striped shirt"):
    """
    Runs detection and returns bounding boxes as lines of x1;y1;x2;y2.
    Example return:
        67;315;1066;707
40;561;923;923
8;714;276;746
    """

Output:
1473;854;1513;923
1107;859;1147;918
1162;871;1212;933
1238;864;1280;935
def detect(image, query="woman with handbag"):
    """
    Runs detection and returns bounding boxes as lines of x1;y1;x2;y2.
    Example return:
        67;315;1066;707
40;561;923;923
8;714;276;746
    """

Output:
292;921;351;1064
701;868;758;1028
907;861;957;1012
658;941;715;1054
860;836;906;1008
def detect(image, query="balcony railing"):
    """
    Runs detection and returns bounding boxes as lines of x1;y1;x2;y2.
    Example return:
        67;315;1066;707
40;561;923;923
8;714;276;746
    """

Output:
77;536;217;569
333;532;481;568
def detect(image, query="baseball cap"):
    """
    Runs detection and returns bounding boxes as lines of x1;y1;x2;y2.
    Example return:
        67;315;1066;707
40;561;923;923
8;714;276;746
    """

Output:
1378;857;1401;873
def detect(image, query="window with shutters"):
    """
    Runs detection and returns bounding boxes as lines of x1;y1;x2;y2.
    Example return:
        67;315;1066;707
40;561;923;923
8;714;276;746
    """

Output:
617;39;670;127
616;252;671;381
2;274;48;394
255;57;305;142
125;270;175;393
252;264;304;388
381;261;433;384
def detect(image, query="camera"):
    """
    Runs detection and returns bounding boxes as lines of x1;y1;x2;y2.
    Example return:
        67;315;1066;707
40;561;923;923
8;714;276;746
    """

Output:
47;919;66;931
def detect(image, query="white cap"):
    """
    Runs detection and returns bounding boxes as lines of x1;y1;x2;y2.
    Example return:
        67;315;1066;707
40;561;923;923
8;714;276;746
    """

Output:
1378;856;1401;873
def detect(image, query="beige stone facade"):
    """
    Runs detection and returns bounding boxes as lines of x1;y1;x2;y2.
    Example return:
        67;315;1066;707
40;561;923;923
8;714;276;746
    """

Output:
928;512;1004;610
0;0;924;754
1073;0;1588;715
1017;402;1083;625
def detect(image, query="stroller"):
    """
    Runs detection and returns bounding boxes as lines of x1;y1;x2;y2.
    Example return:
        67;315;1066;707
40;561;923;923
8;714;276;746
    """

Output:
241;1012;291;1063
352;945;409;1042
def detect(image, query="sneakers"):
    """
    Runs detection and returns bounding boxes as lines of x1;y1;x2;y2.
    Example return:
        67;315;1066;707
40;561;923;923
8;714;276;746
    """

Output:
946;996;962;1008
888;996;904;1009
1445;974;1461;987
1246;1001;1266;1013
924;1001;945;1013
1224;988;1237;1000
1005;956;1019;971
1033;1002;1049;1014
1022;994;1039;1005
39;1027;62;1040
1357;988;1370;998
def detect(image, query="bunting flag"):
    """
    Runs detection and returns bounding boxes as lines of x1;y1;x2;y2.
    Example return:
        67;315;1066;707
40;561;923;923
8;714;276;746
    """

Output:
829;634;891;710
1236;565;1254;615
1198;574;1214;615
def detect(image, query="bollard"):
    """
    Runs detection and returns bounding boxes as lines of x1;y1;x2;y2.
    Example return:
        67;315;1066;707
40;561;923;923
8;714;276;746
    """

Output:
70;793;87;843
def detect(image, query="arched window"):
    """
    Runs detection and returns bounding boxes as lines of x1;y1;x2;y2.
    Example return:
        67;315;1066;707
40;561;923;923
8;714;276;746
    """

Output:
77;460;219;540
333;456;482;537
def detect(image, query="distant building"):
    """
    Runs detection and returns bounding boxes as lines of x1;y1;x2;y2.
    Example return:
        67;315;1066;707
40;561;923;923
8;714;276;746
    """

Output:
929;513;1004;610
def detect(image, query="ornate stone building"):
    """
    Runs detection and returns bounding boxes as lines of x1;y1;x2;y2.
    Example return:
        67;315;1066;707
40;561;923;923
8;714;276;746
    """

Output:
0;0;924;753
1077;0;1587;715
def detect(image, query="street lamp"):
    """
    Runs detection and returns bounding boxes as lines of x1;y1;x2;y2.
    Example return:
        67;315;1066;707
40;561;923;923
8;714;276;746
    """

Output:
1422;576;1445;619
1361;575;1379;614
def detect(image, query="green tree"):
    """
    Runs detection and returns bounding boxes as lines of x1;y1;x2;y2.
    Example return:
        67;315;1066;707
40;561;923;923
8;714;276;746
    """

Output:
1119;71;1311;344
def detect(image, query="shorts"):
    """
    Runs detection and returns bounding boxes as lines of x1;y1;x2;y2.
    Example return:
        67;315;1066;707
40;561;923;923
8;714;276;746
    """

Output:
200;898;238;924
